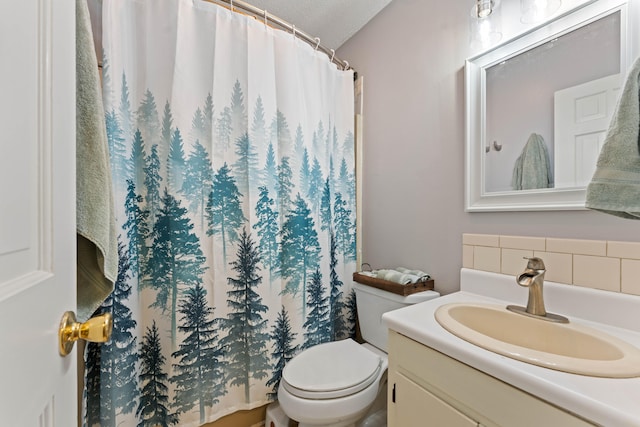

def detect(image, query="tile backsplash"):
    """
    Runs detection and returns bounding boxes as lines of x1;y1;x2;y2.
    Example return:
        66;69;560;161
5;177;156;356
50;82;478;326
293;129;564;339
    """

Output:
462;234;640;295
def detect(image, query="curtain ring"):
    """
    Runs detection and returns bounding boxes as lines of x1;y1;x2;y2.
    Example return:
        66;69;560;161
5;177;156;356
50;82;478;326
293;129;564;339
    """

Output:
314;37;320;50
330;49;335;62
292;25;296;39
343;60;349;71
229;0;233;11
264;9;268;26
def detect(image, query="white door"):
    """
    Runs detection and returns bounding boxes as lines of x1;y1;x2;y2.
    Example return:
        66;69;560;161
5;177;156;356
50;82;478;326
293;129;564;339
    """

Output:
0;1;77;426
554;74;621;188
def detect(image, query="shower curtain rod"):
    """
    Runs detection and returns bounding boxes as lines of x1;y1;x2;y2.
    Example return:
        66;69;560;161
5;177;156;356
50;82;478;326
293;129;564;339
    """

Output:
205;0;352;71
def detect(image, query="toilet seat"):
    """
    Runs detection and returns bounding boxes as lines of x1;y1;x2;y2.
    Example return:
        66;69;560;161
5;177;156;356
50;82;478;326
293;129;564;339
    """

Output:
282;339;382;400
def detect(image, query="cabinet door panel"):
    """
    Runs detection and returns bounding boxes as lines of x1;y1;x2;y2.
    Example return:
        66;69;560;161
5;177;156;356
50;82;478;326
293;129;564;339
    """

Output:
394;373;477;427
389;331;596;427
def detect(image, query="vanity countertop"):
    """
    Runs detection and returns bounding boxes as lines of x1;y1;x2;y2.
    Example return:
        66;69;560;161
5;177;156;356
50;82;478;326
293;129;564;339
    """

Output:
382;268;640;427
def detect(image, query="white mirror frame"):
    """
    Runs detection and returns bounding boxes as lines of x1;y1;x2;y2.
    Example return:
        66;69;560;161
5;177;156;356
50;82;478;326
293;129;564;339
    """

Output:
465;0;631;212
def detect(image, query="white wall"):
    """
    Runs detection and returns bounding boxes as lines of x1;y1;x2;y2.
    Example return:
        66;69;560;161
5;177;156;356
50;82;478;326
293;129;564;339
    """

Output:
337;0;640;295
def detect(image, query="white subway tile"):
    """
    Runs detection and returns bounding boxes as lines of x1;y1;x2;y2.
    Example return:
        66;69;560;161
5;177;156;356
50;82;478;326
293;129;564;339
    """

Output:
463;233;500;247
474;246;501;273
460;234;637;296
499;235;546;251
573;255;620;292
546;238;606;256
462;245;474;269
621;259;640;296
608;241;640;260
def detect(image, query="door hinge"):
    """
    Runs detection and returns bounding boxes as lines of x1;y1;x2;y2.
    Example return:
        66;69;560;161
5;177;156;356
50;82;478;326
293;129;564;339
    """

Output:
392;383;396;403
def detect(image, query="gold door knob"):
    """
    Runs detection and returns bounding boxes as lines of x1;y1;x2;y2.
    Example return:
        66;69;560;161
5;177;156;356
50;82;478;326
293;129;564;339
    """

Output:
58;311;113;356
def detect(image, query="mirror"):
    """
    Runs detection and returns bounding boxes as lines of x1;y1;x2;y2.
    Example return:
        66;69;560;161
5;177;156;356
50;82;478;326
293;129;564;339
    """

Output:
465;0;631;211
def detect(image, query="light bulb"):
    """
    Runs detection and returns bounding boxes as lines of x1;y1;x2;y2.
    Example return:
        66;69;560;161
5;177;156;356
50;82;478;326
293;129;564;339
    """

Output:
521;0;562;24
477;0;492;18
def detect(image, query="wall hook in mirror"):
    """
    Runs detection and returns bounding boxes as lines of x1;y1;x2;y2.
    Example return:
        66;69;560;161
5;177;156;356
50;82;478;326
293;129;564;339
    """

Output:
493;140;502;151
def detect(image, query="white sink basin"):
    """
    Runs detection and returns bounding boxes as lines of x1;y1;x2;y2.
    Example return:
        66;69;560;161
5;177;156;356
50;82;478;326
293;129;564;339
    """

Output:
435;303;640;378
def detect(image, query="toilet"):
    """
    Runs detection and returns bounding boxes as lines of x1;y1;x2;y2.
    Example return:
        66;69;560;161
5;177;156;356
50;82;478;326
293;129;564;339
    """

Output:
277;281;439;426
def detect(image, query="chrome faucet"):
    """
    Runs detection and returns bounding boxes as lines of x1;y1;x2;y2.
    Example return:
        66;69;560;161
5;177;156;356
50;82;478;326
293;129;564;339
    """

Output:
506;257;569;323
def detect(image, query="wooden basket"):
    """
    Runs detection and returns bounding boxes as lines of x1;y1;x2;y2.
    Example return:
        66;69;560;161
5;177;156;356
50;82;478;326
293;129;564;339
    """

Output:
352;272;434;296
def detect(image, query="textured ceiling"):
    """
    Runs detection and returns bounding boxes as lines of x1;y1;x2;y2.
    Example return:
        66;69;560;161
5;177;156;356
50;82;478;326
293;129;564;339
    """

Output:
87;0;393;63
242;0;394;49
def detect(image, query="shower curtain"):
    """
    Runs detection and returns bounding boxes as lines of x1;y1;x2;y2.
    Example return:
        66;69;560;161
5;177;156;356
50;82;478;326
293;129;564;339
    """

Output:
84;1;357;426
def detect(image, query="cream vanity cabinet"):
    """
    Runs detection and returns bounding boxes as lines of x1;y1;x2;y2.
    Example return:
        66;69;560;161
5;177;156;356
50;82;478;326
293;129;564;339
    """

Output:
387;331;596;427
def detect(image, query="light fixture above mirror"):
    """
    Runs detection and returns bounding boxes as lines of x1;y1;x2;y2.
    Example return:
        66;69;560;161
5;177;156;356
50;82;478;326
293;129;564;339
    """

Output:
470;0;502;50
476;0;494;18
521;0;562;24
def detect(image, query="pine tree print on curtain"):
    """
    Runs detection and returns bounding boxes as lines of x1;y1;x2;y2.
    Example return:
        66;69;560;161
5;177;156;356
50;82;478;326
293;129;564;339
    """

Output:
266;307;299;399
280;194;321;313
222;228;270;403
171;283;226;423
167;129;186;192
182;140;214;231
85;239;138;427
147;189;207;350
277;156;294;220
302;268;331;349
122;179;149;282
144;144;162;223
137;321;178;427
253;186;279;285
329;230;348;340
93;0;357;425
106;109;127;187
118;73;133;151
206;163;245;267
129;129;147;191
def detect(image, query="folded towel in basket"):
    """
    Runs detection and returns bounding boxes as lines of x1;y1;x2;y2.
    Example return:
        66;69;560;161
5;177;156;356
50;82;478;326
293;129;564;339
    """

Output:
357;271;377;278
377;269;415;284
376;269;420;285
395;267;431;282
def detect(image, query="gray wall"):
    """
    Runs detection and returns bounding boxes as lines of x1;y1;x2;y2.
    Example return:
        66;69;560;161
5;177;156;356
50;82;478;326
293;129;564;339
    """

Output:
337;0;640;295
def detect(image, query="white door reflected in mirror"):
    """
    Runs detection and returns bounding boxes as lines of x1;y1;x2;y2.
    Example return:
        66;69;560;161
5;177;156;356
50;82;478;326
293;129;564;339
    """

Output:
554;74;621;188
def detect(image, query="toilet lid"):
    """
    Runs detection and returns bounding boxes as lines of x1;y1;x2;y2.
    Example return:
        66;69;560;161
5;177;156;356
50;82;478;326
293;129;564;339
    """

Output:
282;339;382;399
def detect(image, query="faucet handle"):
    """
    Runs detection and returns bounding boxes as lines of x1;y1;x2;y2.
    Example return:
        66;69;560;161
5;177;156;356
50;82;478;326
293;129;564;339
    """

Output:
523;256;545;270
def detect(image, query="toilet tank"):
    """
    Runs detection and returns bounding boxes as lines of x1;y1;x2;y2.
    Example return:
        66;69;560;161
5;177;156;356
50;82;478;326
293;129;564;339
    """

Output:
352;281;439;352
